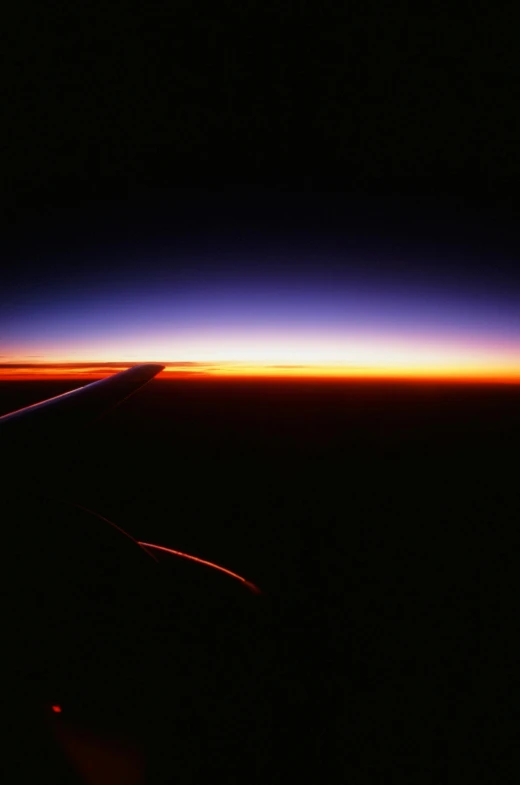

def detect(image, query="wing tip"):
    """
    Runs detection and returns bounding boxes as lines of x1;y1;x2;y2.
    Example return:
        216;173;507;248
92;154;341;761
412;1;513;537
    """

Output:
123;363;165;380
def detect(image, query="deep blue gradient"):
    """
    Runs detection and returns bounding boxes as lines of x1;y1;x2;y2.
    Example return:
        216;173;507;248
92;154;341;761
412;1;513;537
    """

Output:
2;196;520;376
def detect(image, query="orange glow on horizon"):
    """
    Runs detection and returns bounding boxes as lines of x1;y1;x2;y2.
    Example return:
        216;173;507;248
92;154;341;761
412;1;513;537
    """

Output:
1;362;520;384
167;363;520;383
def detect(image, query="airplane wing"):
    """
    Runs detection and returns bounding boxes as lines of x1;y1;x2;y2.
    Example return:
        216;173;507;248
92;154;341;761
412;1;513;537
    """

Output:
3;361;265;783
0;363;164;444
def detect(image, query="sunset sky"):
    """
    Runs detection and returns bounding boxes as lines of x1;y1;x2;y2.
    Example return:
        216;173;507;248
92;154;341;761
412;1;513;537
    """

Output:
4;4;520;389
2;196;520;383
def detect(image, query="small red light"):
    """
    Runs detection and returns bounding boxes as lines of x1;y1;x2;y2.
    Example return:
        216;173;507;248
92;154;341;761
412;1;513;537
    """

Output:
51;705;62;714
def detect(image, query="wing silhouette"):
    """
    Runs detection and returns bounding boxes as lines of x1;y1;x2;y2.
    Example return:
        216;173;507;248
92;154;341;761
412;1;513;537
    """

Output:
0;363;164;444
3;361;265;783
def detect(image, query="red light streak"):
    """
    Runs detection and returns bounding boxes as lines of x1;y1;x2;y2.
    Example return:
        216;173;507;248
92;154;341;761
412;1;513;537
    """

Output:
51;705;62;714
138;542;261;594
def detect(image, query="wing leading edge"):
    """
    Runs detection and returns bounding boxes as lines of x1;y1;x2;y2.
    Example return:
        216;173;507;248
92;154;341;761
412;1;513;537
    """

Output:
0;363;164;441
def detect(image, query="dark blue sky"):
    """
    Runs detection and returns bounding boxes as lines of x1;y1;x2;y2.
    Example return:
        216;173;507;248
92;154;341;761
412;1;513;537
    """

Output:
2;194;519;379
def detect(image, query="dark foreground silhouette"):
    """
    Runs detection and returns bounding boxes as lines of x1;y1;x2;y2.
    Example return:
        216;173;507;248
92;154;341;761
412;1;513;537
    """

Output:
2;377;520;782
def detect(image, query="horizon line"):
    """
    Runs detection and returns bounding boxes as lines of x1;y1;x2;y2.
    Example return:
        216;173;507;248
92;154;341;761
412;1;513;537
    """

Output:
1;361;520;384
